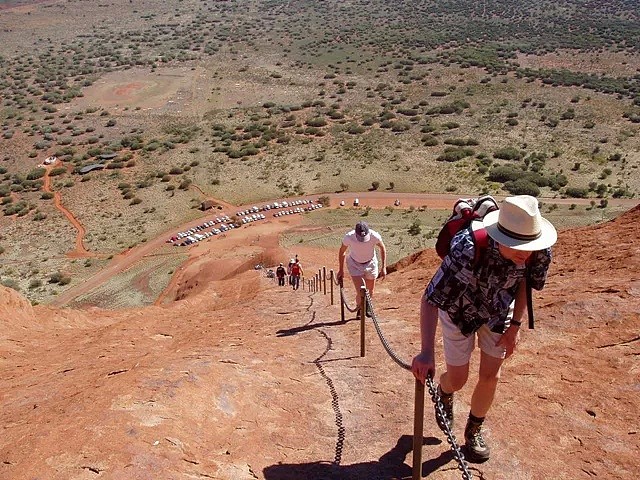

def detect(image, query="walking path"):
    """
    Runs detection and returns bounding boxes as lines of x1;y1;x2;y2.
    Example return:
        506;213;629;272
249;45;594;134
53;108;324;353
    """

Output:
43;163;93;258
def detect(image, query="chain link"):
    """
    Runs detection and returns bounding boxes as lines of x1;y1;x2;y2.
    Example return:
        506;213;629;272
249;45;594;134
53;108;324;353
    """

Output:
364;291;473;480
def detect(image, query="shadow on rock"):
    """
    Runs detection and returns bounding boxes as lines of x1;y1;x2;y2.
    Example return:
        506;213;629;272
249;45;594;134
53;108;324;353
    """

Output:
263;434;447;480
276;318;357;337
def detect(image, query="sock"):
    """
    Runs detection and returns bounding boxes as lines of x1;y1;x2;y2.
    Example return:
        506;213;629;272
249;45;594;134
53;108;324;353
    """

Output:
468;413;485;425
438;385;453;398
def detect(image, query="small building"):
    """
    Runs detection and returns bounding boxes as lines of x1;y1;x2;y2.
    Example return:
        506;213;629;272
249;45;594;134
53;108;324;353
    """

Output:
201;200;216;211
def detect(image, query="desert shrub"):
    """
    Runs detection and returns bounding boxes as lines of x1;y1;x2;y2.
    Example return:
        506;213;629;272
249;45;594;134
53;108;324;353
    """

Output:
493;147;524;161
130;197;142;205
49;272;63;283
32;212;47;221
564;187;589;198
444;138;479;146
169;167;184;175
408;220;421;235
504;179;540;196
391;121;410;132
106;119;117;127
441;122;460;129
49;167;66;176
422;135;438;146
436;147;475;162
306;117;327;127
397;108;419;117
41;192;54;200
347;124;365;134
1;278;19;291
27;168;46;180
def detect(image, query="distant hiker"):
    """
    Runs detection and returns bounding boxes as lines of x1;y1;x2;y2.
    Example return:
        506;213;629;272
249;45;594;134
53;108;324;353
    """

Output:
276;262;287;286
337;221;387;317
290;259;303;290
287;258;295;285
410;195;557;463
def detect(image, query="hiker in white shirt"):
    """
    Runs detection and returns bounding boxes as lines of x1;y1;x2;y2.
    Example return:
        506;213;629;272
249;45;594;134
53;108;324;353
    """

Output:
337;221;387;317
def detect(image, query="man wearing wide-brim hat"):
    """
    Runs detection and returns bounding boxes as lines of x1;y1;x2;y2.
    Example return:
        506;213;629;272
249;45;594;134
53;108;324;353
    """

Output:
411;195;557;463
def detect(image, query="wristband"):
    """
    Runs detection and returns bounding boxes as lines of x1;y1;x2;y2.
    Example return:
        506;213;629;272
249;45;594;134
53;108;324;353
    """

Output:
510;319;522;327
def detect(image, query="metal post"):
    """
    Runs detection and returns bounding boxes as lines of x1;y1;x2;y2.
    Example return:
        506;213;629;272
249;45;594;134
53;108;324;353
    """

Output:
360;285;366;357
330;269;334;305
323;266;327;295
412;380;425;480
340;279;345;322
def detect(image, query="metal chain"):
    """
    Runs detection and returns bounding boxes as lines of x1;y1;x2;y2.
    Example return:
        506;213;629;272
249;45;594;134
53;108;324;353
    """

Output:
364;291;473;480
339;286;359;313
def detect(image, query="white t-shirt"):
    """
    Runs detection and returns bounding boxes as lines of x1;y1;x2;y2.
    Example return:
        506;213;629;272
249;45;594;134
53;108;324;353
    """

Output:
342;229;383;263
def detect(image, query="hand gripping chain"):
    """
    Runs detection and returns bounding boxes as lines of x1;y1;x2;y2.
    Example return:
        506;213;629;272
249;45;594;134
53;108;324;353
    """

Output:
364;291;473;480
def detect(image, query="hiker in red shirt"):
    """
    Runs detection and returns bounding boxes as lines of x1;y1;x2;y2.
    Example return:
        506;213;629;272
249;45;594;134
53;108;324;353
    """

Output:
290;259;303;290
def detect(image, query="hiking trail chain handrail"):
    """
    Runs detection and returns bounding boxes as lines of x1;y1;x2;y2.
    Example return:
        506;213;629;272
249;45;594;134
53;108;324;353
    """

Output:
364;290;473;480
339;286;359;313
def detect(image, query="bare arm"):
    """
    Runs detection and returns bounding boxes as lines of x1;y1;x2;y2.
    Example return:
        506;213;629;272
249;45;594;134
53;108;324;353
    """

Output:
377;239;387;278
337;243;348;283
411;296;439;383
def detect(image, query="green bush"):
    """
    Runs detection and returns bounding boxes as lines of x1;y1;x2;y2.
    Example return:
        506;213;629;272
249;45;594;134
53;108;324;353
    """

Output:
493;147;524;161
306;117;327;128
27;168;46;180
422;135;438;146
565;187;589;198
49;167;66;176
504;179;540;196
436;147;475;162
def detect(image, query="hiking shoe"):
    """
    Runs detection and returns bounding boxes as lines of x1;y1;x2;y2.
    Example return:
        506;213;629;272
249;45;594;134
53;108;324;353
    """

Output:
434;385;454;433
464;419;490;463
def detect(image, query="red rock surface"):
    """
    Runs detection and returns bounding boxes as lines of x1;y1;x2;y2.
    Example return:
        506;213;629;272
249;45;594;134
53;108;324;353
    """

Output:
1;206;639;480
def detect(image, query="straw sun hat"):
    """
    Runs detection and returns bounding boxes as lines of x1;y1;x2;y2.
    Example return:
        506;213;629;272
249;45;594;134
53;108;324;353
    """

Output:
482;195;557;251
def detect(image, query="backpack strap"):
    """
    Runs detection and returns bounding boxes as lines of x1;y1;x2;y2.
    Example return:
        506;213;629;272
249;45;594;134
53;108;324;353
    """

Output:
469;220;489;267
526;265;535;329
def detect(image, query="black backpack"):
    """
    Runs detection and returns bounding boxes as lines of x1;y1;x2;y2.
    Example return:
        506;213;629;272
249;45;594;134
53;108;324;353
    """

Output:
435;196;536;329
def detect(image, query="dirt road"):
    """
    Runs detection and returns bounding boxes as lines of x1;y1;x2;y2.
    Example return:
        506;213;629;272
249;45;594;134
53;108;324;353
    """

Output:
50;191;639;307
